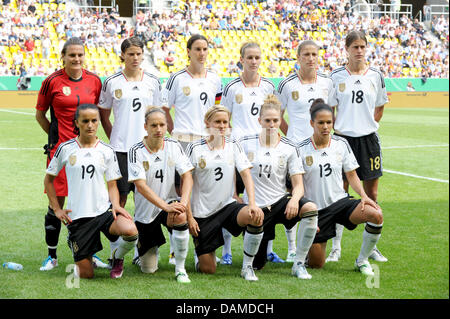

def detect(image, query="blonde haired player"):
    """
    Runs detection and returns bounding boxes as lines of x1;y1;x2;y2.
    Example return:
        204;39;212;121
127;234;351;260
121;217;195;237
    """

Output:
186;106;265;281
239;94;319;279
220;41;275;265
128;106;194;283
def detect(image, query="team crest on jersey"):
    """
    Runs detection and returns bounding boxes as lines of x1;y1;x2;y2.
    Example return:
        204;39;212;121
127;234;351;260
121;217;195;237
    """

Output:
62;86;71;96
247;152;254;162
168;157;175;167
198;156;206;169
235;94;243;104
69;155;77;166
291;91;299;101
114;89;122;99
306;155;313;166
338;83;346;92
182;86;191;96
278;156;286;168
143;161;149;171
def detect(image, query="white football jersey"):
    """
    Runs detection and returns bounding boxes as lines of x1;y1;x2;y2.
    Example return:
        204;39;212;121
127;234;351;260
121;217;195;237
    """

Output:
328;66;389;137
221;77;275;139
166;68;223;137
46;138;121;220
239;134;305;207
277;72;334;143
298;135;359;210
98;71;162;152
186;137;252;218
128;137;194;224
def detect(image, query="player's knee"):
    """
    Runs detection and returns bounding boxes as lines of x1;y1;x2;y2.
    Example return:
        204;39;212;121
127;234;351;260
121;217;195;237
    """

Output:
199;262;216;274
140;247;158;274
121;221;138;238
308;258;325;269
172;212;187;226
300;202;318;215
367;208;383;225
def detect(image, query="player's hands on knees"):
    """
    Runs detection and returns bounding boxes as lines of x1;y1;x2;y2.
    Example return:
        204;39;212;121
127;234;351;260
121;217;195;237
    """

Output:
248;204;264;226
188;216;200;237
165;201;186;215
360;195;380;213
112;206;133;220
284;198;299;220
55;208;72;225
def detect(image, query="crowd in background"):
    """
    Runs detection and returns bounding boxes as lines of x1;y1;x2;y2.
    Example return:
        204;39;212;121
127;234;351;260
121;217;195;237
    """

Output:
0;0;448;79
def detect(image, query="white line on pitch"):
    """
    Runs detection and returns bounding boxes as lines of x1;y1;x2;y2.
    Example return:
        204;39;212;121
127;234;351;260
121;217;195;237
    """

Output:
0;109;35;116
383;144;449;149
0;147;41;150
384;169;449;184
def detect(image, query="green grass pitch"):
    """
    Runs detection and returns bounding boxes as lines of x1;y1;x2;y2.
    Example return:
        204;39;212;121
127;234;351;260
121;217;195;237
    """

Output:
0;107;448;299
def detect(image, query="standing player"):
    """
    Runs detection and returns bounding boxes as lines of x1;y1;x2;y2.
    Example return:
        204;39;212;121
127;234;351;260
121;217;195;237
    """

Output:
239;95;318;279
220;42;275;265
44;104;138;279
98;37;161;263
164;34;222;149
298;101;384;276
164;34;222;265
327;31;388;263
35;37;106;271
98;37;161;208
186;106;265;281
128;107;194;283
276;40;334;262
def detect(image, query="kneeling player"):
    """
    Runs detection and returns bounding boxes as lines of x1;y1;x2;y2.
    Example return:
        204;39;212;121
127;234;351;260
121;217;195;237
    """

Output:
44;104;138;279
239;94;318;279
299;101;384;276
186;106;265;281
128;107;194;283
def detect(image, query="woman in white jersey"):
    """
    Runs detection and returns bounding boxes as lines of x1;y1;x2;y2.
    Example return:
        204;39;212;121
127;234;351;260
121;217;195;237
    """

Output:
98;37;162;266
327;31;389;263
298;100;384;276
44;104;138;279
186;106;265;282
239;94;318;279
278;40;334;143
98;37;161;208
164;34;223;265
164;34;223;149
127;106;194;283
220;42;276;265
276;40;334;263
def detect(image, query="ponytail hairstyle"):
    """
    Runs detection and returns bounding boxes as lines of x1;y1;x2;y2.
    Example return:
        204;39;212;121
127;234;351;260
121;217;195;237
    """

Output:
120;37;145;62
61;37;85;56
260;94;282;118
309;98;332;121
73;104;99;135
204;105;231;124
240;41;261;58
144;106;166;123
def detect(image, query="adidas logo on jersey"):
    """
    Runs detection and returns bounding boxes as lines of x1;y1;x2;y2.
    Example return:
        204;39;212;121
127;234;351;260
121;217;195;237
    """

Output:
308;87;315;92
132;86;139;90
265;152;271;156
250;91;256;96
84;152;92;157
321;152;328;157
354;80;362;85
214;155;221;160
155;156;162;162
